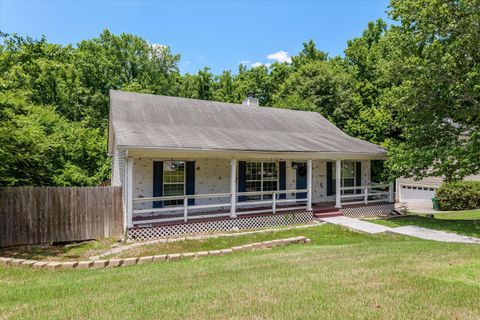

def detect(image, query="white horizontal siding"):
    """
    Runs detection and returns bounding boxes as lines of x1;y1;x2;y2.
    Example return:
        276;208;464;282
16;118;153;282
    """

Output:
112;147;126;187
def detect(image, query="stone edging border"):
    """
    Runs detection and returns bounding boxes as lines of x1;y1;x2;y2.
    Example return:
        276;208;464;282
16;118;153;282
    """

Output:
94;222;321;260
0;236;311;270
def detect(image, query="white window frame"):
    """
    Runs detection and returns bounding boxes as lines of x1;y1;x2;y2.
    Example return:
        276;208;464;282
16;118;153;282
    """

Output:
163;160;186;206
245;161;279;200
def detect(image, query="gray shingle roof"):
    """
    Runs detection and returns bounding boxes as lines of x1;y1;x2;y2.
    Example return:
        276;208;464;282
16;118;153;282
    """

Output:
109;90;386;156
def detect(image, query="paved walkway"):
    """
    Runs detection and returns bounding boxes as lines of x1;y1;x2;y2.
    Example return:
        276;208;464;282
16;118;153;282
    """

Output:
319;216;480;244
320;216;394;234
391;226;480;244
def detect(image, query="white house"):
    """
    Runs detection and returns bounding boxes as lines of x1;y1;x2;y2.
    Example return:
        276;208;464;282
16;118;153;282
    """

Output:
108;90;394;239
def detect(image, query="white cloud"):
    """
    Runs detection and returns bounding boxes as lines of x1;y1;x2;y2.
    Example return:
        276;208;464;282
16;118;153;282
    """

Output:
239;60;250;65
250;62;272;68
266;50;292;63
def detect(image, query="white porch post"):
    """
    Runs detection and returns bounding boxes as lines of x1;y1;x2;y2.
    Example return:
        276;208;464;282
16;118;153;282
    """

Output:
388;182;394;203
230;159;237;218
335;160;342;208
126;157;134;228
307;160;313;211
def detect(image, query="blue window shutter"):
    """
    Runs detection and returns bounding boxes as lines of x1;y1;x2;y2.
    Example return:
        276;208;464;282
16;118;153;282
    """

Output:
326;162;333;196
153;161;163;208
356;162;362;194
279;161;286;199
238;161;246;202
186;161;195;205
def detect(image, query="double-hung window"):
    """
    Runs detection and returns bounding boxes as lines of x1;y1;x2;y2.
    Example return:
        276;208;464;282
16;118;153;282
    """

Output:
245;162;278;200
163;161;185;206
332;161;356;195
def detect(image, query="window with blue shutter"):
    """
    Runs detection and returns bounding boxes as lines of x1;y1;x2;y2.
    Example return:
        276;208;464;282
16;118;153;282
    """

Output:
153;161;163;208
186;161;195;205
279;161;286;199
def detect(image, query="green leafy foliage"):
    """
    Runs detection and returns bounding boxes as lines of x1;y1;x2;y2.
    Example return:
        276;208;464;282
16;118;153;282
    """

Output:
0;31;181;186
436;181;480;211
1;0;478;186
383;0;480;181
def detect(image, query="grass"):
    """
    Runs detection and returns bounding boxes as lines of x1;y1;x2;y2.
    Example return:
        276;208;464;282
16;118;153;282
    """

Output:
1;224;480;319
433;209;480;220
368;210;480;238
108;225;381;259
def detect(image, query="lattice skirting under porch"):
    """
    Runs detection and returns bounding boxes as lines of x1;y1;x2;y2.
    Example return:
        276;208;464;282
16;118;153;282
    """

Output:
128;211;313;241
340;203;395;217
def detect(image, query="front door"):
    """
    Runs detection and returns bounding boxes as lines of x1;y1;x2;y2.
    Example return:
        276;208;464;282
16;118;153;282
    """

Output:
296;162;307;199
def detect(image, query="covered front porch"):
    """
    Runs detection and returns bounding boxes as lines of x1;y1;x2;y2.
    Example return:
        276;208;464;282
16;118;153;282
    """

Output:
120;149;394;230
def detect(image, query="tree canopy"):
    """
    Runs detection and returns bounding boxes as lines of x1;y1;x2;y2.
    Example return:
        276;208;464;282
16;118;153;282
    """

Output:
1;0;478;186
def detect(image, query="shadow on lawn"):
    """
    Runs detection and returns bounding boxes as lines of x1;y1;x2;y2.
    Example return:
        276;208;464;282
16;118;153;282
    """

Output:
0;238;118;261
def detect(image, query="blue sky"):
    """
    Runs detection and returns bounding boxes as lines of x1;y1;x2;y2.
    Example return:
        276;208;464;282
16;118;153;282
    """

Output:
0;0;390;74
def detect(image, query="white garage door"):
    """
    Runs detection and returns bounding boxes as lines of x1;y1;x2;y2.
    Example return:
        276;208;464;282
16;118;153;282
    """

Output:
400;185;436;201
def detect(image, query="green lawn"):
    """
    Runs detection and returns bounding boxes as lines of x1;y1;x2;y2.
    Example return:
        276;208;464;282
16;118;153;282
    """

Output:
433;209;480;220
1;224;480;319
108;225;381;259
369;211;480;238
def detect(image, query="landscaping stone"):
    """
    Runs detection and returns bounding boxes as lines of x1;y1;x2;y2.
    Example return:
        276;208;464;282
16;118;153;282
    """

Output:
93;260;108;268
220;248;233;255
262;241;275;248
0;257;13;265
77;261;93;269
61;262;78;269
46;262;62;270
21;260;38;267
153;255;167;262
10;259;27;266
32;261;49;269
196;251;209;258
181;252;196;259
107;259;123;267
122;257;138;266
138;256;154;264
0;236;312;271
167;253;181;261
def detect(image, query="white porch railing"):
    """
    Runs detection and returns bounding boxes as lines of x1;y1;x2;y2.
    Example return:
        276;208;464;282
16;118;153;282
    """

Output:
339;183;394;206
131;189;308;225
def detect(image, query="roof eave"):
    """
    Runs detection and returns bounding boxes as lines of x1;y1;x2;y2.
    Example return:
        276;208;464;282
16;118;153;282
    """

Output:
116;145;387;160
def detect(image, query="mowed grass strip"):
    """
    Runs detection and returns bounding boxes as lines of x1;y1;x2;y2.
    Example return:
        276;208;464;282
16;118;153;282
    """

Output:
369;211;480;238
108;224;384;258
1;224;480;319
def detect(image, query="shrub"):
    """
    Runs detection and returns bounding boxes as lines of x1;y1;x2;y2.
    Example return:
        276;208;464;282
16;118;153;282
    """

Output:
436;181;480;211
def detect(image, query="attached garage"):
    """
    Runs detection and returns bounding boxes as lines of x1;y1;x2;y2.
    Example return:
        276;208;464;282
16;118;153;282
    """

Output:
398;185;436;202
395;176;443;203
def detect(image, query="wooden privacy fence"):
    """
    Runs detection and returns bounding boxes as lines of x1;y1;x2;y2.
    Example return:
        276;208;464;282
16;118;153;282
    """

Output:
0;187;124;247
